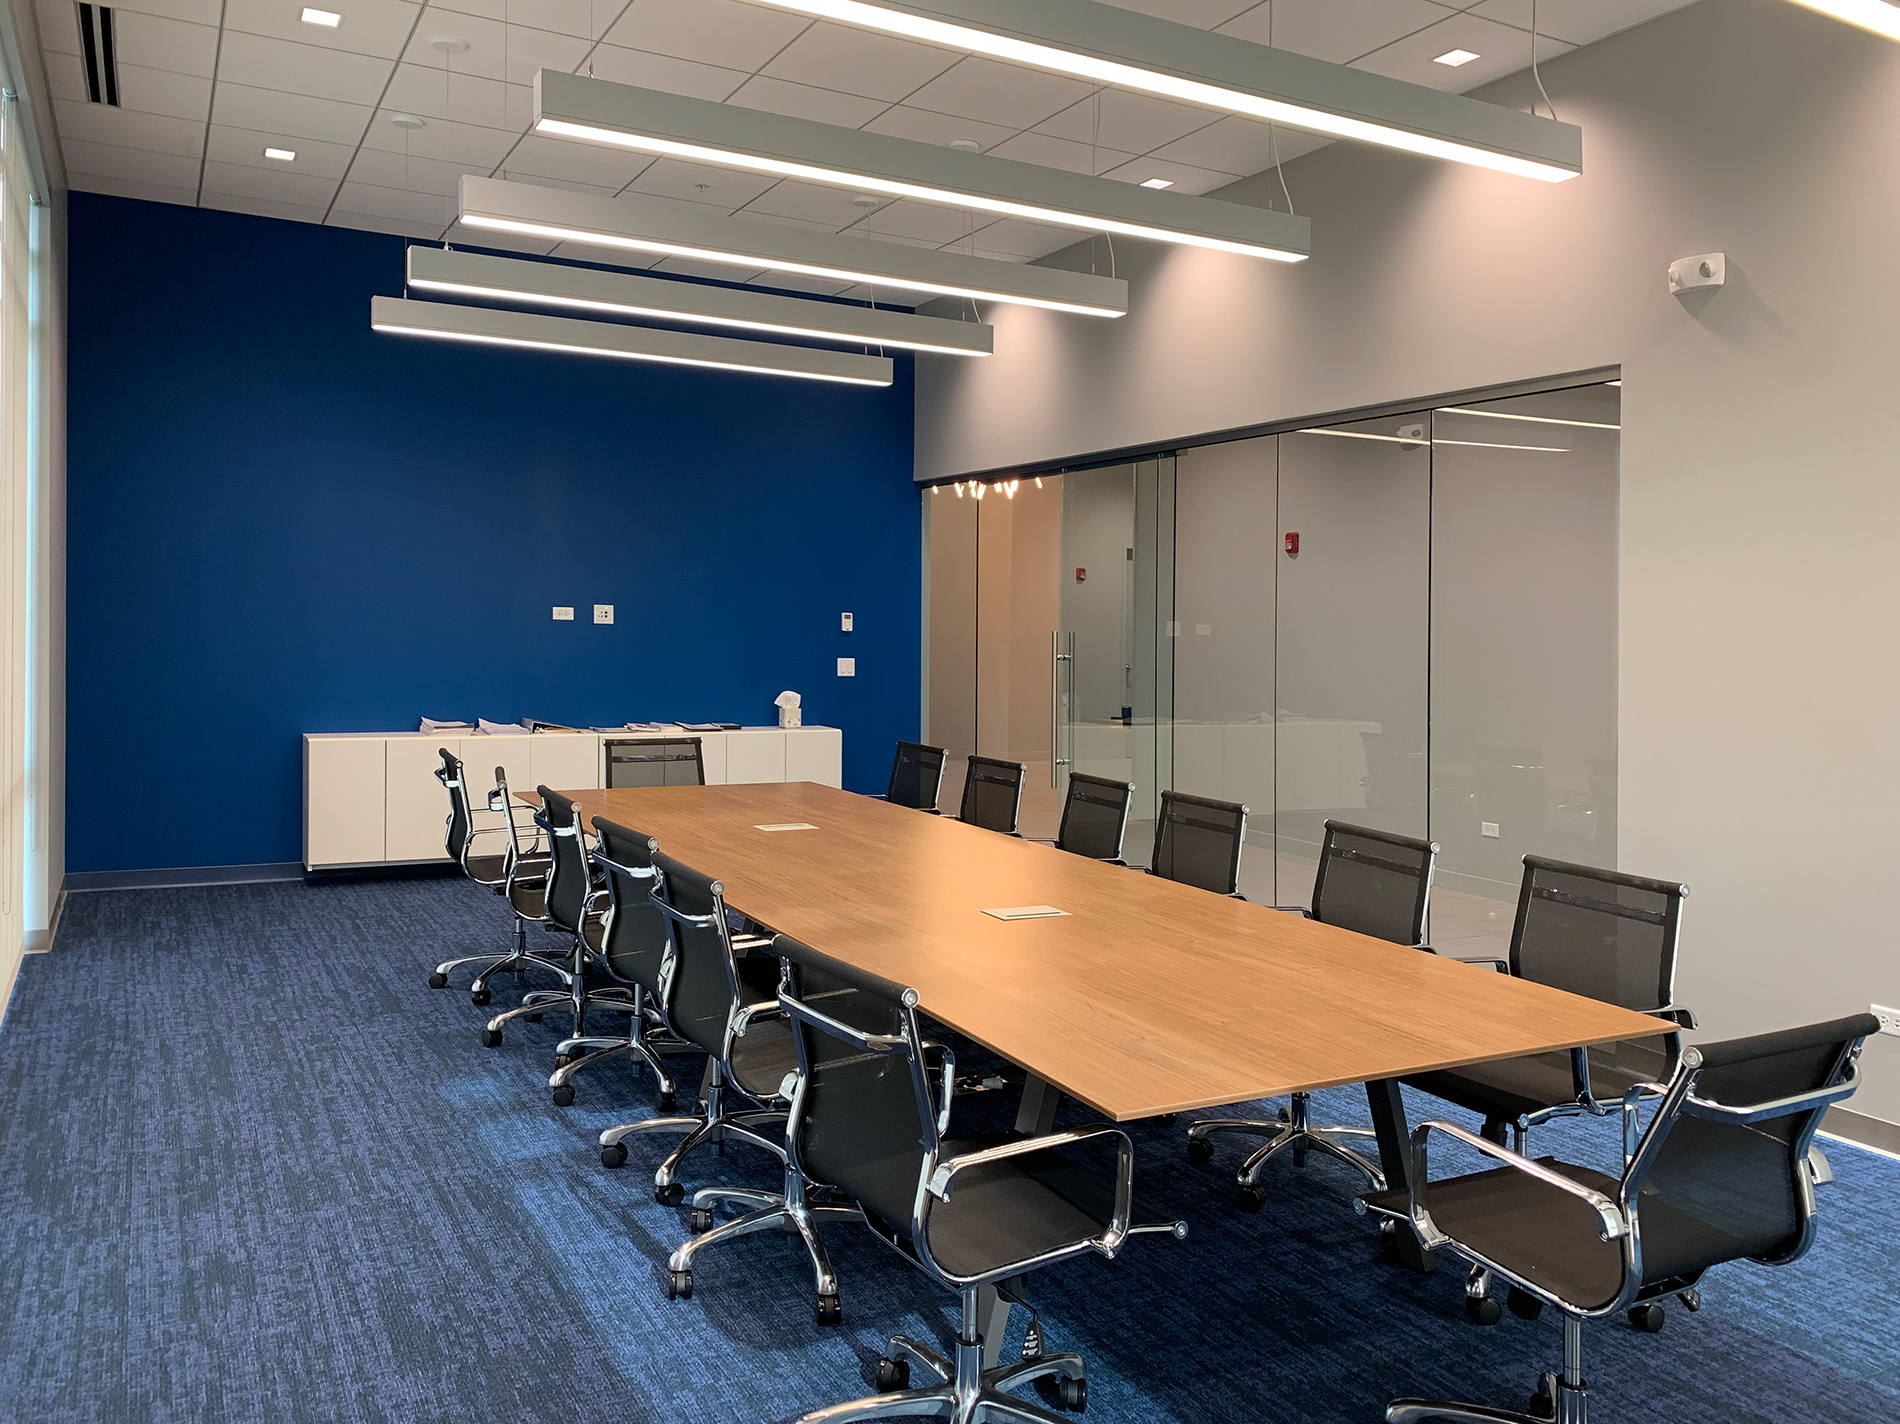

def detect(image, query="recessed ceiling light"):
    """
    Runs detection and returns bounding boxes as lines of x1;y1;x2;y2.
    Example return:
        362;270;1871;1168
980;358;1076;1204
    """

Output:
300;7;341;26
1139;177;1173;189
1433;49;1481;67
263;147;296;161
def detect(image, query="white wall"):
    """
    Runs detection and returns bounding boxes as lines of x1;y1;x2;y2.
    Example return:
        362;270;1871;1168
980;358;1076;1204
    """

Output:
916;0;1900;1125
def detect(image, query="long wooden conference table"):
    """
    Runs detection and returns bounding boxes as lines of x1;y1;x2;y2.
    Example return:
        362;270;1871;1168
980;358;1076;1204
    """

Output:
528;780;1665;1237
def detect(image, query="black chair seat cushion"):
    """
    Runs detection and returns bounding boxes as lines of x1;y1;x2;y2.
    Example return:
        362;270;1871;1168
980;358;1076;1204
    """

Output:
509;881;547;918
729;1018;799;1099
917;1138;1175;1280
464;853;508;883
1404;1051;1579;1123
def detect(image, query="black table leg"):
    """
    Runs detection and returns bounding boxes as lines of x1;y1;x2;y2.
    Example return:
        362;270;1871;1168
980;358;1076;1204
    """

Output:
1366;1077;1434;1273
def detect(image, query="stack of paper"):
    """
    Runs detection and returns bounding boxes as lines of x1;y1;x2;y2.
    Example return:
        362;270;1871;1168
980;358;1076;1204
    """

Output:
420;717;472;734
476;718;525;735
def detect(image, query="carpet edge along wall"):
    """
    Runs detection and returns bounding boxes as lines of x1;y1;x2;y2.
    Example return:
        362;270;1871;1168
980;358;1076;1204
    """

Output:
64;193;919;874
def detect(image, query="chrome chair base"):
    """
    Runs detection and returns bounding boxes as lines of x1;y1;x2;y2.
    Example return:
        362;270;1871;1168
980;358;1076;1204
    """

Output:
1188;1092;1386;1204
597;1072;785;1195
797;1289;1086;1424
667;1168;863;1320
452;918;576;997
551;1028;695;1099
1389;1315;1589;1423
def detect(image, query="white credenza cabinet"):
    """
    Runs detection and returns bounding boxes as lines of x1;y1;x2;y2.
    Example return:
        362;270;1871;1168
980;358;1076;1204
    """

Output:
303;726;844;871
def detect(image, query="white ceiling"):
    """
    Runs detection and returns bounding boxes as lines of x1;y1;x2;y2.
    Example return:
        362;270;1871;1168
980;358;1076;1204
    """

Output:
39;0;1695;295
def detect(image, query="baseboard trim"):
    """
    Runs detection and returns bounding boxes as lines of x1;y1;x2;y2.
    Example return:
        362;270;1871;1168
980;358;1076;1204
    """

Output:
22;889;67;953
1821;1105;1900;1159
64;862;306;892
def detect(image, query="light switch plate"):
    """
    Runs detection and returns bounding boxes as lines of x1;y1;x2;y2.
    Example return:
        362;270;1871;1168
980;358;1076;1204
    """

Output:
594;605;614;625
837;657;855;677
552;607;574;621
841;612;854;632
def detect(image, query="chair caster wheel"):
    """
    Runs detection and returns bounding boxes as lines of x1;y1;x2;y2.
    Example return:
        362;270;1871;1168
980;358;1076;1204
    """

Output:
1528;1378;1557;1421
1058;1377;1087;1411
875;1358;910;1392
1186;1138;1214;1165
600;1143;628;1169
688;1207;714;1233
481;1027;503;1048
1628;1303;1665;1333
657;1090;678;1113
526;1012;543;1024
428;972;448;989
471;989;491;1007
1465;1294;1502;1326
665;1270;693;1301
1235;1185;1267;1212
814;1293;842;1326
551;1084;575;1107
655;1181;685;1207
1507;1286;1544;1320
1679;1288;1702;1312
554;1052;573;1069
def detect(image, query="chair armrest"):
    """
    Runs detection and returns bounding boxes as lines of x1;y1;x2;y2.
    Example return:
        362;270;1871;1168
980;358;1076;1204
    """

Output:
1654;1005;1698;1031
1409;1119;1627;1247
731;999;784;1036
731;934;775;953
928;1124;1138;1255
1445;955;1511;973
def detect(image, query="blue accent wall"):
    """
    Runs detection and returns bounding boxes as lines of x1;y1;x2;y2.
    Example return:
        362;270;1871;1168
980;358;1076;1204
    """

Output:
66;193;920;874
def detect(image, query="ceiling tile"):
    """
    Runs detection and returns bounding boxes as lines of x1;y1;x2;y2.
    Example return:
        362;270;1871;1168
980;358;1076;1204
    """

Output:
346;143;488;195
361;110;517;165
1096;0;1258;26
582;44;748;102
497;132;654;188
110;0;224;27
1469;0;1698;48
214;82;374;144
111;12;221;78
113;62;215;121
53;100;206;157
859;104;1014;152
62;139;205;187
903;56;1096;130
329;207;448;239
202;157;341;204
1035;89;1220;155
1098;154;1247;196
200;191;330;223
398;16;590;85
1146;113;1279;175
1353;12;1576;93
622;156;776;209
760;21;960;102
1215;0;1450;64
34;0;80;54
962;217;1089;261
68;171;203;204
734;177;879;228
45;50;88;103
222;0;423;60
207;123;360;179
216;31;398;106
332;178;456;224
604;0;811;73
724;74;887;128
985;130;1136;177
381;61;521;130
840;197;974;245
428;0;605;40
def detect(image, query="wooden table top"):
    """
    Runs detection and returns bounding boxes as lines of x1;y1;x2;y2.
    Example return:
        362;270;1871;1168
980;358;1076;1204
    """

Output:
533;782;1667;1123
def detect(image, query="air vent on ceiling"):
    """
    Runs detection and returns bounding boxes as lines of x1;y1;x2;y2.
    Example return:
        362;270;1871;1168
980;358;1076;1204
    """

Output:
76;4;120;107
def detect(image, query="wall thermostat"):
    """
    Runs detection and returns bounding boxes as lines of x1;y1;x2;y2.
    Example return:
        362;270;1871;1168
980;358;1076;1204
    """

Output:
1669;252;1725;295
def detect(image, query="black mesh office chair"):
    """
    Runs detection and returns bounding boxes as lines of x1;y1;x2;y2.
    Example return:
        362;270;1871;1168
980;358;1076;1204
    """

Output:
1188;820;1437;1208
428;756;572;1005
774;933;1186;1424
887;741;947;813
1406;856;1695;1152
605;736;705;788
1054;773;1133;863
1149;789;1247;897
958;755;1028;835
552;817;700;1117
1367;1013;1878;1424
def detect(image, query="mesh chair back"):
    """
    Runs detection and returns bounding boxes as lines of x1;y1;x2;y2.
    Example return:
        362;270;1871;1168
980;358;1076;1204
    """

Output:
1309;820;1436;946
959;755;1027;834
436;748;472;864
1632;1015;1876;1284
1511;857;1686;1013
652;851;742;1059
1057;773;1133;862
593;817;667;993
538;787;591;933
776;934;926;1233
1151;790;1247;896
606;737;706;789
494;768;533;874
888;741;947;811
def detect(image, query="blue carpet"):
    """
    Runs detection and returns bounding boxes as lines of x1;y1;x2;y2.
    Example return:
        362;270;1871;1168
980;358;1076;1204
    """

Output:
0;879;1894;1423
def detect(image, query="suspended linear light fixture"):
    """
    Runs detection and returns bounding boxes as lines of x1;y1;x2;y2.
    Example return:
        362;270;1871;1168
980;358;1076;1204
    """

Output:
370;296;894;386
1785;0;1900;39
458;176;1129;318
405;246;994;357
739;0;1583;183
1439;406;1620;430
531;72;1310;261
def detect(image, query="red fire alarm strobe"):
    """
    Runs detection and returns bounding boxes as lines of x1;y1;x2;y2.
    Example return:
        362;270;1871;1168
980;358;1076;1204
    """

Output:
1284;532;1300;556
1075;568;1087;583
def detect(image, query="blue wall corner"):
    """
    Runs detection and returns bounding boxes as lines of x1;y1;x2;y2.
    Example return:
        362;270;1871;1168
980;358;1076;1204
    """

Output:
66;193;920;874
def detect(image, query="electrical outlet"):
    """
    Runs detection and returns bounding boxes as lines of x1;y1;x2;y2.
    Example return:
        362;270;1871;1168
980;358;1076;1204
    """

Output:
1872;1004;1900;1038
1480;821;1501;839
837;658;856;677
593;605;614;625
552;607;574;621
